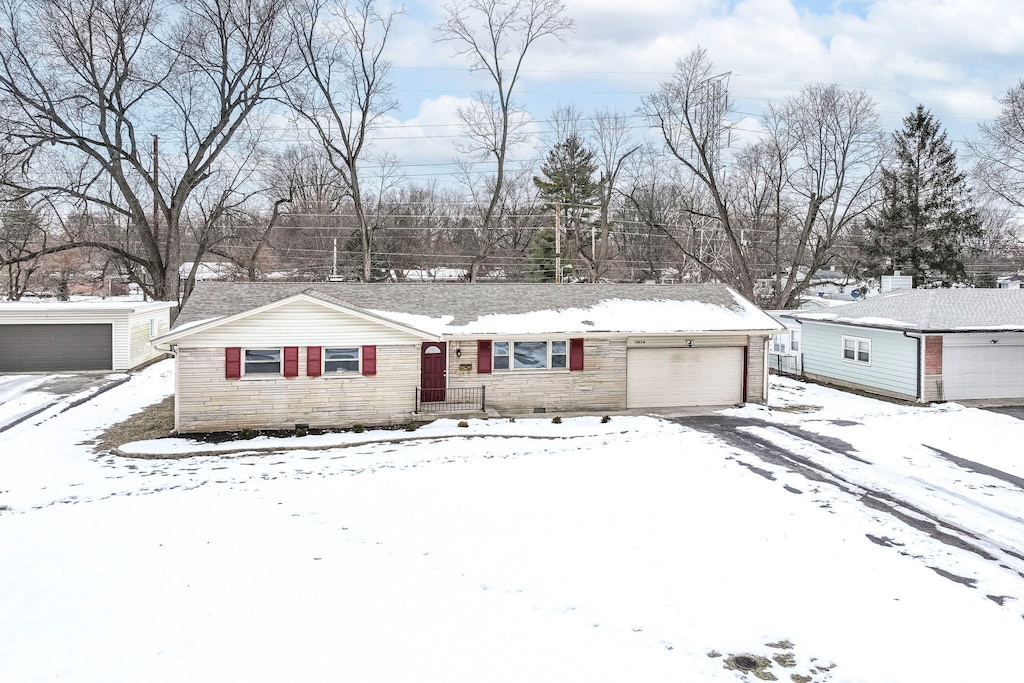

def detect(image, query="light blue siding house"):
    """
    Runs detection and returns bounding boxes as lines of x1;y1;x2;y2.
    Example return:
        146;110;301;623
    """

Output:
784;289;1024;404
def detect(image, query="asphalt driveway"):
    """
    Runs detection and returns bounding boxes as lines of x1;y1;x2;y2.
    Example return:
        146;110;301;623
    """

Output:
671;413;1024;599
0;373;129;432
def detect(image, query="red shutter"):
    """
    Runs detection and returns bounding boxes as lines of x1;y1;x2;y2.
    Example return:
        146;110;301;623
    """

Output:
306;346;322;377
283;346;299;377
362;345;377;376
477;340;492;374
225;347;241;379
570;338;584;371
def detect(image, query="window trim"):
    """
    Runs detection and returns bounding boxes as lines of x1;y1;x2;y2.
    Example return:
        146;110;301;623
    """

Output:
242;347;283;377
841;335;871;365
322;346;362;375
490;339;571;372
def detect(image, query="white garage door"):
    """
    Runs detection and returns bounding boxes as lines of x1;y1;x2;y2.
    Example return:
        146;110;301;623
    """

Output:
627;346;744;408
942;336;1024;401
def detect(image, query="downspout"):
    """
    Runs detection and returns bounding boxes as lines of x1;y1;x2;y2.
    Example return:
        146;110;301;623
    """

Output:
793;318;804;377
903;331;923;401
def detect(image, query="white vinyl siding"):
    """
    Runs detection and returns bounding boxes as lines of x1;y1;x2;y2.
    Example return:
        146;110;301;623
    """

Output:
179;299;428;347
801;322;917;399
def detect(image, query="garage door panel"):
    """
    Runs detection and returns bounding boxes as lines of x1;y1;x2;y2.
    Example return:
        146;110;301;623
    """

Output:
0;324;113;372
942;342;1024;401
627;346;743;408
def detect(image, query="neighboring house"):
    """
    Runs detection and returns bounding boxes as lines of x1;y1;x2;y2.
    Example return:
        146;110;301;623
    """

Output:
784;289;1024;403
179;261;239;282
996;273;1024;290
154;282;782;433
766;311;804;375
0;300;176;372
393;268;468;283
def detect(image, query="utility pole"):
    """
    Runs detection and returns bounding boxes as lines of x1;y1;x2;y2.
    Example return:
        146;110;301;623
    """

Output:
152;135;159;244
554;203;562;283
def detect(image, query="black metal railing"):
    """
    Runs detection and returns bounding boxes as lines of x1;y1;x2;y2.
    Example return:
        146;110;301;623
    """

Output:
415;386;486;413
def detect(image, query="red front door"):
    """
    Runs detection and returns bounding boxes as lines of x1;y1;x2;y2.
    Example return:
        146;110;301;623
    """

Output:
420;342;447;402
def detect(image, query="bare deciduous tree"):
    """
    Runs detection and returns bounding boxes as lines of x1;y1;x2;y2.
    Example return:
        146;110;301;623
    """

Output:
437;0;573;281
590;108;639;281
641;48;753;295
0;0;297;304
287;0;401;281
759;84;885;307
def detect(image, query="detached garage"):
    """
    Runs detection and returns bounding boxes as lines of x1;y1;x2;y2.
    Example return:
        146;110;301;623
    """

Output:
0;300;176;372
786;289;1024;404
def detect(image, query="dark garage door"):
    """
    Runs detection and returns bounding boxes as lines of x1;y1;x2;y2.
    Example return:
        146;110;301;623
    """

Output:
0;324;113;372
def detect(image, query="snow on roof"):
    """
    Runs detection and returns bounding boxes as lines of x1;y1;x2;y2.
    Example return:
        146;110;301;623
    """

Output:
172;282;781;336
786;288;1024;331
0;298;175;313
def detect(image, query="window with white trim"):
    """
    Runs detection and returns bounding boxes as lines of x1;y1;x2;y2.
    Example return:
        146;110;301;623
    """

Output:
492;340;568;371
842;336;870;364
244;348;281;374
324;347;360;373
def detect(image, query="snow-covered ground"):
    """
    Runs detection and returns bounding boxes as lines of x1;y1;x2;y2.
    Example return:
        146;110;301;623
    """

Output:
2;360;1023;682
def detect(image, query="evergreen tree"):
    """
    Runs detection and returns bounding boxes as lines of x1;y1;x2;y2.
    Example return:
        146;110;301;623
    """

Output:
859;105;982;286
533;135;600;279
525;228;558;282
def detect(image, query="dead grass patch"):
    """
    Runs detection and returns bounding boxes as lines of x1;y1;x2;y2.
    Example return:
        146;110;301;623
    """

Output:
93;396;175;454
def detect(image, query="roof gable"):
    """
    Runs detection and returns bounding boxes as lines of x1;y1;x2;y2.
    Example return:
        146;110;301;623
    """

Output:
156;291;440;345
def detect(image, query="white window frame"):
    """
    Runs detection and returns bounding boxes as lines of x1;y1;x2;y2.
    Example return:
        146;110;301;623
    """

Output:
243;348;282;376
323;347;361;374
492;339;569;372
841;336;871;365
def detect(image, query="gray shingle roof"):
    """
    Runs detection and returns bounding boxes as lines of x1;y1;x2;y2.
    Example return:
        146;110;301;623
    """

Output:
786;288;1024;331
174;281;778;334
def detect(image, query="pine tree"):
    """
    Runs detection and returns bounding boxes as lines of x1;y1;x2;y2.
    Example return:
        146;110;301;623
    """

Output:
859;105;982;286
533;135;600;279
525;228;558;282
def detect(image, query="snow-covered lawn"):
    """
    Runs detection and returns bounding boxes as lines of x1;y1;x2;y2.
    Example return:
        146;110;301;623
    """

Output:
2;360;1023;682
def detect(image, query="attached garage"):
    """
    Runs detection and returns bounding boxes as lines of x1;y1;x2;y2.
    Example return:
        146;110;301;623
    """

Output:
941;334;1024;401
627;343;745;408
0;300;176;372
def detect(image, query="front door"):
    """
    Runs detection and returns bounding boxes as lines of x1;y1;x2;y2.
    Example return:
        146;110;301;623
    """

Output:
420;342;447;402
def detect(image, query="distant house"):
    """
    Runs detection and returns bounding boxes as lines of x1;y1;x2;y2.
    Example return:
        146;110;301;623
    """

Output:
179;261;238;282
393;268;467;283
996;273;1024;290
785;289;1024;403
154;282;782;433
0;300;175;372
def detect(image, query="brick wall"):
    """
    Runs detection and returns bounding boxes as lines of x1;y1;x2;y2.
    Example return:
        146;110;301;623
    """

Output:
923;335;943;402
746;336;768;404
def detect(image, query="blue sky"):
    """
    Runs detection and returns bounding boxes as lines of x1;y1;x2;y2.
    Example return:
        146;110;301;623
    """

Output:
341;0;1024;185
